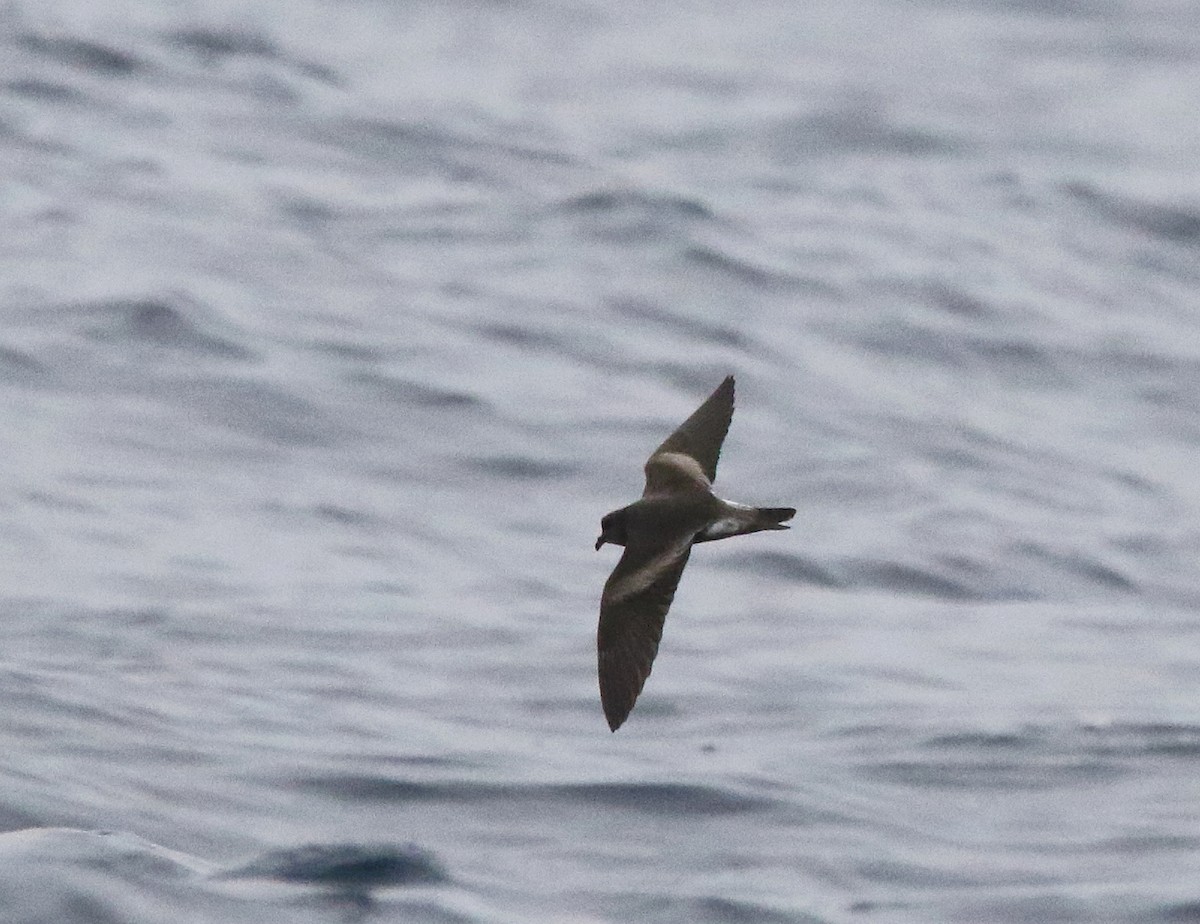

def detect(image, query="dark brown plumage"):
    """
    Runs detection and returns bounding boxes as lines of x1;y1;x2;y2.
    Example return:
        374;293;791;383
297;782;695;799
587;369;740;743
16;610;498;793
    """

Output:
595;376;795;731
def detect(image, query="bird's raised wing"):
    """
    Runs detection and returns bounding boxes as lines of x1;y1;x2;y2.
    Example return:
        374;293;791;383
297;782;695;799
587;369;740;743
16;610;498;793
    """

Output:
597;535;694;731
643;376;734;497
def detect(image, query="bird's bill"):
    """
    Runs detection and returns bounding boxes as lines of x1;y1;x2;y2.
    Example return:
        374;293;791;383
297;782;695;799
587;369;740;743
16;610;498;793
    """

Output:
595;535;606;551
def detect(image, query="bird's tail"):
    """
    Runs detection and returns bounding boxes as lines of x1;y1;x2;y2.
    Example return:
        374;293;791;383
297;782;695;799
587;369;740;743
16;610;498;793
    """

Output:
755;507;796;530
695;504;796;542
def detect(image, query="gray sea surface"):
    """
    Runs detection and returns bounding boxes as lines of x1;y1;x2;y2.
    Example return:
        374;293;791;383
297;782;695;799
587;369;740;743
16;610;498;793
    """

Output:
2;0;1200;921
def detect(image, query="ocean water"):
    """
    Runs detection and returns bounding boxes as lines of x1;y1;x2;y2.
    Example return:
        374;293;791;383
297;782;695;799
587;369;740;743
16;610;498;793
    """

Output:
2;0;1200;921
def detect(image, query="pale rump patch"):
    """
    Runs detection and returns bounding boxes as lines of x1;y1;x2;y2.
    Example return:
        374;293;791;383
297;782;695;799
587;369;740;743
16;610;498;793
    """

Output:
701;517;745;539
695;500;762;541
605;538;691;604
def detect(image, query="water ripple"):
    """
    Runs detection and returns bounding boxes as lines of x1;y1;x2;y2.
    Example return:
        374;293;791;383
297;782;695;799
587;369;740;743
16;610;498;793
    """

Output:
295;776;777;816
78;296;255;360
18;32;144;76
219;842;448;889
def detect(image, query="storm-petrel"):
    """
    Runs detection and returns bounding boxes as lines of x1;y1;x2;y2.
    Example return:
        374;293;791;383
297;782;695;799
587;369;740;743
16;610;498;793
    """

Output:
595;375;795;731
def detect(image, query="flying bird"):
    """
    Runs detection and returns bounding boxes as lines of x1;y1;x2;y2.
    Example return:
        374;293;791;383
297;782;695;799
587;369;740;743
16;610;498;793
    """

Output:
594;375;795;731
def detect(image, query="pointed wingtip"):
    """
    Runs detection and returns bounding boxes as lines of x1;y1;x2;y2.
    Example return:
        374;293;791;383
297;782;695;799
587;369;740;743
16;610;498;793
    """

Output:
712;374;735;415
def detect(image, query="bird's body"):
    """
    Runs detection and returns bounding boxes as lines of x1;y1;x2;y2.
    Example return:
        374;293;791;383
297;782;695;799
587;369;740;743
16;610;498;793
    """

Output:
594;375;795;731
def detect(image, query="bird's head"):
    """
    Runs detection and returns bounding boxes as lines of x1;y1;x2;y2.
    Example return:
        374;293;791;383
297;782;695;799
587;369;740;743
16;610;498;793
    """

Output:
595;509;629;550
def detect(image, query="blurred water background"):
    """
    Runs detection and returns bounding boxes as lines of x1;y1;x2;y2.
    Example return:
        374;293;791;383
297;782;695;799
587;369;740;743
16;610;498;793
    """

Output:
2;0;1200;921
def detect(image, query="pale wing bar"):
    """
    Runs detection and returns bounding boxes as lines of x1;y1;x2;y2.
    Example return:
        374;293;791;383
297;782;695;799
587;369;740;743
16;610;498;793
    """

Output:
643;451;711;496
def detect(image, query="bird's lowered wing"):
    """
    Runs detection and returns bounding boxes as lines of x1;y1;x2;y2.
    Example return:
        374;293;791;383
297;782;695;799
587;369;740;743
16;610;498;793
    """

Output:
597;534;694;731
